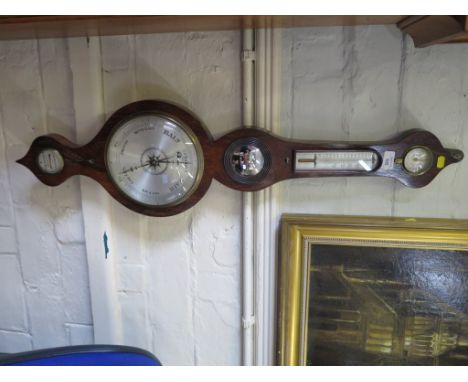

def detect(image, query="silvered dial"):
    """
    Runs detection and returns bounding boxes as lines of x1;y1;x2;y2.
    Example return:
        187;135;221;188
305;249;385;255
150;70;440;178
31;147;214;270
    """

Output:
106;114;202;207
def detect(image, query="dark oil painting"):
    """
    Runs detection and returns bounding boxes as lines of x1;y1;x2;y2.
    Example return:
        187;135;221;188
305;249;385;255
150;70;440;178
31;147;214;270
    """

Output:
307;245;468;366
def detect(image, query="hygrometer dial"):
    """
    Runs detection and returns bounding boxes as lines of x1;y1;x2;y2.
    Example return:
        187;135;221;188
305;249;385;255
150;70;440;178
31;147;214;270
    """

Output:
37;148;64;174
106;113;203;207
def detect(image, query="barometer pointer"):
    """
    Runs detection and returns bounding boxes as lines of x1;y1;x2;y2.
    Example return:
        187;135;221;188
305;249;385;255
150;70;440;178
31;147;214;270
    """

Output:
17;100;464;217
120;156;191;175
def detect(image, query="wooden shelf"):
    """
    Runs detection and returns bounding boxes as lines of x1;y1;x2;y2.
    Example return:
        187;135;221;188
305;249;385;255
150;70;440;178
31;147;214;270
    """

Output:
398;16;468;47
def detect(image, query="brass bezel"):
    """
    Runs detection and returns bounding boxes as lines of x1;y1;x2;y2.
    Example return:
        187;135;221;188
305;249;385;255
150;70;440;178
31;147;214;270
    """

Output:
277;214;468;366
104;111;205;209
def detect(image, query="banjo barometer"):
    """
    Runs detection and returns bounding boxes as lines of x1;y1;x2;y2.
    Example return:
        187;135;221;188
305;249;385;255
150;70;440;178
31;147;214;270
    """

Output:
18;100;464;217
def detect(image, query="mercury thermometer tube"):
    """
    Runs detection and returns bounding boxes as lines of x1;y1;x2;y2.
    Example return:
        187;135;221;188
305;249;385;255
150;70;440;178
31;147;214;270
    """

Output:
294;150;379;172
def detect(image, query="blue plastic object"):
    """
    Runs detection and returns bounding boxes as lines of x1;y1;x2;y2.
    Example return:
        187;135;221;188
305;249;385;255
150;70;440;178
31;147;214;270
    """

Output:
0;345;161;366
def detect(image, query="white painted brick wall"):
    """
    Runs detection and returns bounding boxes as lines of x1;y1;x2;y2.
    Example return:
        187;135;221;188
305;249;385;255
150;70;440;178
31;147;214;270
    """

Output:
0;126;13;227
64;323;94;346
0;256;28;332
0;38;92;353
118;293;150;349
0;227;16;253
0;330;32;352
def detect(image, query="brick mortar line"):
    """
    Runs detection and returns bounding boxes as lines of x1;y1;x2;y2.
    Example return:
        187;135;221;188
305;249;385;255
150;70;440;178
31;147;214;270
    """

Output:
0;328;31;335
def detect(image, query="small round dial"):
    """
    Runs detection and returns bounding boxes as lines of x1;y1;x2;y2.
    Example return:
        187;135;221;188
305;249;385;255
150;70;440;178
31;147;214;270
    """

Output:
106;113;203;207
37;149;64;174
403;147;433;175
224;138;272;184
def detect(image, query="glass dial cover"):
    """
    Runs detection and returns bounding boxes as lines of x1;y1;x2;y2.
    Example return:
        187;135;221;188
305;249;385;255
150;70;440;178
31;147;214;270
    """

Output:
224;137;272;185
37;149;64;174
403;147;433;175
230;144;265;176
106;114;202;207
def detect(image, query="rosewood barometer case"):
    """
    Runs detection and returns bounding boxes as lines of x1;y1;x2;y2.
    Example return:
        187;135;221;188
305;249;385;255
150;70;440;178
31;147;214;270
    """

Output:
18;100;464;217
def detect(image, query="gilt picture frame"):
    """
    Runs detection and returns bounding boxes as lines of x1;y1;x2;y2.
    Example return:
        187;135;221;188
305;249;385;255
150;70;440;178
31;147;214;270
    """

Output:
277;214;468;366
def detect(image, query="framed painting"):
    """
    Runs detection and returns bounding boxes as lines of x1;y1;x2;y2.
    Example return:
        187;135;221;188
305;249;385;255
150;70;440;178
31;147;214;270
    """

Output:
277;214;468;366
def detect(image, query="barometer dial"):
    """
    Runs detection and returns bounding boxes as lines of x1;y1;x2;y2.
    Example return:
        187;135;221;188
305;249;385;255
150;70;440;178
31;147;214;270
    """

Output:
106;114;203;207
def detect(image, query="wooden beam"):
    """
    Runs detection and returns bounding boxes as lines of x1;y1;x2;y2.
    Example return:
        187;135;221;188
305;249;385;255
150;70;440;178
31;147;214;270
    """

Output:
0;15;406;41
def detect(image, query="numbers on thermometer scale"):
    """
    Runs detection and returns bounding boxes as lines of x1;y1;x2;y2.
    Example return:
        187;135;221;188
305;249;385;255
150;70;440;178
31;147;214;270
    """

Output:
295;151;379;172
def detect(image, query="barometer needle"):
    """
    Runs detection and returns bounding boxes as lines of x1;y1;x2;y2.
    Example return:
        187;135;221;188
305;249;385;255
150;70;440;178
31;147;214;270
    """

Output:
156;152;191;165
157;159;192;165
120;158;191;175
120;162;151;175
